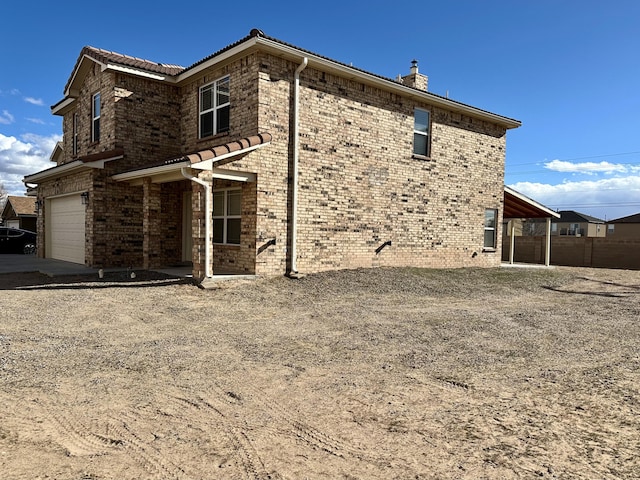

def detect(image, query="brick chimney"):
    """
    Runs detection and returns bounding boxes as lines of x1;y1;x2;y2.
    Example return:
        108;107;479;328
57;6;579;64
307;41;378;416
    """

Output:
399;60;428;91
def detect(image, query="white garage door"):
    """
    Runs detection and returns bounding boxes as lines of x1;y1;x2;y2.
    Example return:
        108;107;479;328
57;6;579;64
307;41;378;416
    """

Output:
47;194;86;264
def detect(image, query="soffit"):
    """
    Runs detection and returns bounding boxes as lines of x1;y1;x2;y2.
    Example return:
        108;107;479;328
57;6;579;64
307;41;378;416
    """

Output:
504;187;560;219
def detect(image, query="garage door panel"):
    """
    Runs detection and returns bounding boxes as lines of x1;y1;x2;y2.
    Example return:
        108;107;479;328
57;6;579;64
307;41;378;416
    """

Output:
48;195;86;264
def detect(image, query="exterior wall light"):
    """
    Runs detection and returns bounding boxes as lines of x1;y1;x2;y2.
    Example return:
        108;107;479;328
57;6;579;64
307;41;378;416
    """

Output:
81;191;90;205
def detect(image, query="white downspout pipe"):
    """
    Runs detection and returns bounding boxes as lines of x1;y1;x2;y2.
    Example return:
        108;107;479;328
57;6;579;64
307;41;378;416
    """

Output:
181;167;212;278
290;56;308;275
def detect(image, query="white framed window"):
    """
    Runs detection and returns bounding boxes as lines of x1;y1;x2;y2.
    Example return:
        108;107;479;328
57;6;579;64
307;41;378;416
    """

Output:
484;209;498;249
213;188;241;245
413;108;430;157
91;92;101;142
72;112;79;156
607;224;615;234
199;76;230;138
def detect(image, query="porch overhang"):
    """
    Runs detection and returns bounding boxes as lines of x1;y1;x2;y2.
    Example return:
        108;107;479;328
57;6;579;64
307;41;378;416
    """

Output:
503;186;559;267
112;133;270;185
504;186;560;219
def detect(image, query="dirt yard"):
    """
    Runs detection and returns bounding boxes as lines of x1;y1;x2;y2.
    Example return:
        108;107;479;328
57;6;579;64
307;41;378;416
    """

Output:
0;266;639;479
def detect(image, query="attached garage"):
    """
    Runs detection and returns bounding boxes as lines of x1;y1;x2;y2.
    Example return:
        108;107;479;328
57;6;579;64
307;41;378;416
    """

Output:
46;194;86;264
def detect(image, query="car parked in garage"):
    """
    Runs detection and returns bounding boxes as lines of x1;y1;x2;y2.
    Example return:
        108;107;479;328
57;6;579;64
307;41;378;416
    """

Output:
0;227;37;254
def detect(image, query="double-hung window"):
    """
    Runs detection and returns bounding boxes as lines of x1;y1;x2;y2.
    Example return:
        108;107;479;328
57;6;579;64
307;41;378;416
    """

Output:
91;92;100;142
413;108;431;157
484;209;498;249
199;76;230;138
72;112;79;156
213;188;241;245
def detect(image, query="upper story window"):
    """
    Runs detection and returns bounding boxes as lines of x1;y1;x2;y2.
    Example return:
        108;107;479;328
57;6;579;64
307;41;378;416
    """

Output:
413;108;431;157
607;224;615;234
213;188;241;245
72;113;79;156
484;208;497;249
91;92;101;142
199;76;230;138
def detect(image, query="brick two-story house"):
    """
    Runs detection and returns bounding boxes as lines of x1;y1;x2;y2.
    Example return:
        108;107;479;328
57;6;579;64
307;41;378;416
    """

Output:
24;29;521;281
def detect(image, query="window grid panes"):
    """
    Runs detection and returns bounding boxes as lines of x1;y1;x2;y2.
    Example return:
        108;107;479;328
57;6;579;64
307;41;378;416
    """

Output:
212;188;241;245
413;108;430;157
92;93;100;142
484;209;497;249
199;76;230;138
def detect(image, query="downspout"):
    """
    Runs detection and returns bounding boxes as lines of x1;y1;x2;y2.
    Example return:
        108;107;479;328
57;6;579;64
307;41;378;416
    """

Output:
181;167;212;278
290;56;308;276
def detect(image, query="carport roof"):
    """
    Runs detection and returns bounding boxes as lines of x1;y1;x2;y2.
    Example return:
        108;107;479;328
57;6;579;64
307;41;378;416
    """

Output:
504;186;560;219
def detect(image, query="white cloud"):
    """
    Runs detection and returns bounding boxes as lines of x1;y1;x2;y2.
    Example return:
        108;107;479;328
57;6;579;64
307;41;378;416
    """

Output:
0;110;14;125
27;118;46;125
24;97;44;106
544;159;629;175
509;176;640;220
0;132;61;195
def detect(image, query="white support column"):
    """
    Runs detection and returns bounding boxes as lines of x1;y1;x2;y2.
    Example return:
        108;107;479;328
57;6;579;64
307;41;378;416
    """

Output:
545;217;552;266
509;220;515;264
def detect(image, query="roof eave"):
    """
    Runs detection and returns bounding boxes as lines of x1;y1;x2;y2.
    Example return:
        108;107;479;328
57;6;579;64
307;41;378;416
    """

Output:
504;186;560;218
177;35;520;129
23;154;122;184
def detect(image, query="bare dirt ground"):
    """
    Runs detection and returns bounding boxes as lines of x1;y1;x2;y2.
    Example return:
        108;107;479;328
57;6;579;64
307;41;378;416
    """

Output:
0;266;639;479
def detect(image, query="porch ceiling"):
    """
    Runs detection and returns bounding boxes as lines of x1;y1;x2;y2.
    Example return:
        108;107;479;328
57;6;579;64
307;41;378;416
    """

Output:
504;186;560;219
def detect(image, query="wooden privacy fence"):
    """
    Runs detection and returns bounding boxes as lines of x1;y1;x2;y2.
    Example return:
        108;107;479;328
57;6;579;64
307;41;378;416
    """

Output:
502;236;640;270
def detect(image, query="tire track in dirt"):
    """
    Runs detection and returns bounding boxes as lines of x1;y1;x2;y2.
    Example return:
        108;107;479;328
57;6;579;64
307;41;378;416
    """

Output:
212;380;390;465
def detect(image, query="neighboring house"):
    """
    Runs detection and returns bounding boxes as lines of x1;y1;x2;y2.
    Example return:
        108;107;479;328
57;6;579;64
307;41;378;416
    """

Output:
0;196;37;231
606;213;640;239
24;29;522;281
521;210;606;237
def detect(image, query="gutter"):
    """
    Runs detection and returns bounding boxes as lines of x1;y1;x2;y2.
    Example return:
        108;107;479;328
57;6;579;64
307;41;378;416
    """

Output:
181;168;212;279
289;56;308;276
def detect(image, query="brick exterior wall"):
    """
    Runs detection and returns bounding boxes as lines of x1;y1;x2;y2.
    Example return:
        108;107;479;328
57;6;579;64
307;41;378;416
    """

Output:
38;40;513;277
216;52;506;275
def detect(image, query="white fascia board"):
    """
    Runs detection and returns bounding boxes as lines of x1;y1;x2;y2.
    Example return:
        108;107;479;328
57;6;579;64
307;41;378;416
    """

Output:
23;155;121;184
64;54;105;97
112;161;190;183
505;185;560;218
211;168;256;182
51;97;76;115
23;160;85;183
104;63;168;82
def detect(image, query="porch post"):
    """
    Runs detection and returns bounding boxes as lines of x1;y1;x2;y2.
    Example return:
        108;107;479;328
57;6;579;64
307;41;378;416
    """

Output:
545;217;552;266
142;178;162;269
509;220;515;265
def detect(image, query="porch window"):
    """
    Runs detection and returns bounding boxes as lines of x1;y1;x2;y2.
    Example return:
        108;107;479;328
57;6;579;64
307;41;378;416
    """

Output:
413;108;431;157
199;76;230;138
484;208;497;249
213;188;241;245
92;92;100;142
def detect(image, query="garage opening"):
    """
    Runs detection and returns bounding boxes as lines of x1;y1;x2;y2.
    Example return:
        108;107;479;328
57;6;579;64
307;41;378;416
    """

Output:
46;194;86;264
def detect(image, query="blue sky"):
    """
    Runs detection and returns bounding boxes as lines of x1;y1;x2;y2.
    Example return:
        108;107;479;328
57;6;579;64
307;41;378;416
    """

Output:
1;0;639;220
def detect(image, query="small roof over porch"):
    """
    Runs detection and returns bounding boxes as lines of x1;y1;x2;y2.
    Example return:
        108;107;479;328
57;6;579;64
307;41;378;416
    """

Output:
503;186;560;266
112;133;271;185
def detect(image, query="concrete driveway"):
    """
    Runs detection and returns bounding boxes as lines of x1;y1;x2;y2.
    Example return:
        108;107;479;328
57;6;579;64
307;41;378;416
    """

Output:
0;254;98;276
